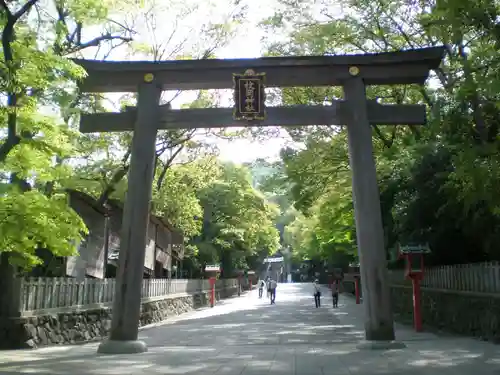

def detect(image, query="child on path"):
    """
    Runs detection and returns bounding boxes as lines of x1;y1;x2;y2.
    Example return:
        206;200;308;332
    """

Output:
258;279;265;298
332;281;339;308
313;280;321;308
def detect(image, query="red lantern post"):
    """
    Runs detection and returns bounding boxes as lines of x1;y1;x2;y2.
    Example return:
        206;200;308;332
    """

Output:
411;271;423;332
204;264;221;308
354;275;361;304
398;244;431;332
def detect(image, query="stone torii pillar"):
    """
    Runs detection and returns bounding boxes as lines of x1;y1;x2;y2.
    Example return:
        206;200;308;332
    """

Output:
97;73;162;354
343;68;402;348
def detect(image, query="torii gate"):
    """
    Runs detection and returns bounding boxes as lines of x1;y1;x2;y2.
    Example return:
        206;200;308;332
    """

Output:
75;46;444;354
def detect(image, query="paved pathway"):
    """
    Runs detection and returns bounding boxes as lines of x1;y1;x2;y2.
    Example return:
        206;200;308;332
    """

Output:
1;283;500;374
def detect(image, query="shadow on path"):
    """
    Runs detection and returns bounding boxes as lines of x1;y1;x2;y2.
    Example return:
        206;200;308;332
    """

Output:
0;284;499;375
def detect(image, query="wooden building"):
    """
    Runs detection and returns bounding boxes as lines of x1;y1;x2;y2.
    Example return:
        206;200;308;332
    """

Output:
31;190;184;279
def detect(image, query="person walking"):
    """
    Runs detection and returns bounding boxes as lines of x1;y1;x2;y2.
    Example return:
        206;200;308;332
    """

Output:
265;276;270;298
332;280;339;308
258;279;265;298
268;278;277;304
313;279;321;308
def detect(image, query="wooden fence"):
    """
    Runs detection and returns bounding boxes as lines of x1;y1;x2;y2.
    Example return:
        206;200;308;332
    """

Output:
15;277;238;313
389;261;500;293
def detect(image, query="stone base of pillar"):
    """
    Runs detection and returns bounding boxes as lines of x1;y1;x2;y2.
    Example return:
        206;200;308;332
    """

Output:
97;339;148;354
356;340;406;350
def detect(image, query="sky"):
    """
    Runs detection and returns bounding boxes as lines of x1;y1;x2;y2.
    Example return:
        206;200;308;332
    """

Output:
187;0;291;164
97;0;296;164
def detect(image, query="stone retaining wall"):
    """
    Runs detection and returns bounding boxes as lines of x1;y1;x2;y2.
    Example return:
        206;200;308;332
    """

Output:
0;286;238;349
343;282;500;341
391;285;500;342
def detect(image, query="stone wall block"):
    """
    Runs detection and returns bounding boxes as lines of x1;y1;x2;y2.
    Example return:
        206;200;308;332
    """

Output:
0;285;238;349
391;286;500;342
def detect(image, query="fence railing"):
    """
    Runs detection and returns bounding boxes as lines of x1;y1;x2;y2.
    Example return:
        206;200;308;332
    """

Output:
389;261;500;293
15;277;238;313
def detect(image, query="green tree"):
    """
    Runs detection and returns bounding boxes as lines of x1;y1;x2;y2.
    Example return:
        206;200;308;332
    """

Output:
191;162;280;277
260;0;500;266
0;0;133;267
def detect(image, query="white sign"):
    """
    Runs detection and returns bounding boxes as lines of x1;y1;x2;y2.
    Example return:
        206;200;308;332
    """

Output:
264;257;284;263
399;243;431;253
205;264;220;272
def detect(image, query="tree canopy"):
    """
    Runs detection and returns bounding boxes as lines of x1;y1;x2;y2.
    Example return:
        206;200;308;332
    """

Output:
2;0;498;277
190;161;280;276
259;0;500;268
0;0;280;273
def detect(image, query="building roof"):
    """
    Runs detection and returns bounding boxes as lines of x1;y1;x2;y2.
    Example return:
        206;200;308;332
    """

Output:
67;189;183;241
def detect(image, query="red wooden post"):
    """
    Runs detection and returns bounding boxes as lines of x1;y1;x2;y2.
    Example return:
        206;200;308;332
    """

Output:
411;274;423;332
209;277;216;308
399;244;430;333
354;277;361;304
204;265;220;308
249;279;252;291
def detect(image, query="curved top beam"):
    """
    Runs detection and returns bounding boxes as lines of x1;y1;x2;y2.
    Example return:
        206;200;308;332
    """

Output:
74;46;445;93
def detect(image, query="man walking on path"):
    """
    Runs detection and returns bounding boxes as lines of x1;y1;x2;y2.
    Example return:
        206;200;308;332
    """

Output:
268;278;277;304
313;280;321;308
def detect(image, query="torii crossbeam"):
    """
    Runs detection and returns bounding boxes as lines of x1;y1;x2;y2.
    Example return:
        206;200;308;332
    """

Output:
76;46;445;354
80;102;426;132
